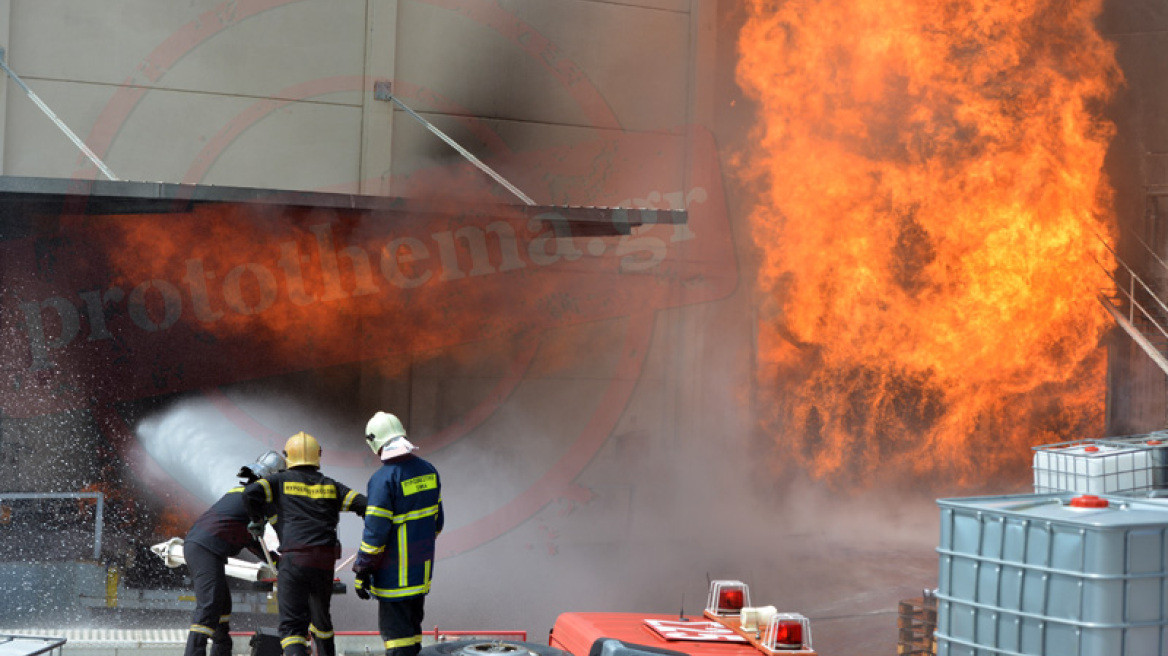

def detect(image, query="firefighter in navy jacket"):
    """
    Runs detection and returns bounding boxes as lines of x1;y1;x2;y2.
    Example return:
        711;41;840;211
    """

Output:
244;432;367;656
353;412;444;656
183;451;284;656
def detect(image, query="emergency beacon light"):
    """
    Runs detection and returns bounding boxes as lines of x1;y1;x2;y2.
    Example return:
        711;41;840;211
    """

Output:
705;580;751;616
761;613;812;652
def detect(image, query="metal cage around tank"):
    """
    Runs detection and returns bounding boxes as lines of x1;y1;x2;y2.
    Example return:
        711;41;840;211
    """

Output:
935;492;1168;656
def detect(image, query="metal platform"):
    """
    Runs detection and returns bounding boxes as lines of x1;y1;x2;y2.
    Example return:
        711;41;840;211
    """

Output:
0;635;66;656
0;630;523;656
0;630;176;656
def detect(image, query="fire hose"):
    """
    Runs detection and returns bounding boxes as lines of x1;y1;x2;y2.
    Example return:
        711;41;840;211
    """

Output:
257;534;277;576
151;537;277;582
153;536;359;602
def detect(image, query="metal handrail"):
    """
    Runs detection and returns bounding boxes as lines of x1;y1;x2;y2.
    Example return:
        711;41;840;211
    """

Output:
1098;291;1168;375
1091;222;1168;375
1094;229;1168;327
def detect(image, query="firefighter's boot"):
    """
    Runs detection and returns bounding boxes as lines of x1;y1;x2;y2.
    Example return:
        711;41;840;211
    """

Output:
184;630;211;656
209;623;233;656
281;636;311;656
312;636;335;656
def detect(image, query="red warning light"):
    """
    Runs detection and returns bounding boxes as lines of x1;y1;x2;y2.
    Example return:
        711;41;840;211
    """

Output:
705;580;752;616
718;588;744;612
774;619;803;648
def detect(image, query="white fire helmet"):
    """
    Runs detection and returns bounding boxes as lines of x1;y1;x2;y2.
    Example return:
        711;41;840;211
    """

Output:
366;411;417;460
238;450;287;482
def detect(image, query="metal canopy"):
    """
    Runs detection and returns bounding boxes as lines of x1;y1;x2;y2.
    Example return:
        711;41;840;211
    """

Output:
0;175;684;237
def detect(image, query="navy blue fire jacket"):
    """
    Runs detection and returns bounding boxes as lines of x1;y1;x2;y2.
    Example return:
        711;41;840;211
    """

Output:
355;454;443;599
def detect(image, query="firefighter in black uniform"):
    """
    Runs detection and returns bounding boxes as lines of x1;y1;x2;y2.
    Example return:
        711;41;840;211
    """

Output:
352;412;443;656
245;432;367;656
183;451;285;656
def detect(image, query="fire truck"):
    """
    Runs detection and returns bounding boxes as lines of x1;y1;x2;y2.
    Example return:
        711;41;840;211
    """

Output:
418;580;815;656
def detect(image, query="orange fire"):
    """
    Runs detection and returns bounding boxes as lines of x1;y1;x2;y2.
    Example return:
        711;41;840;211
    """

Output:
736;0;1122;487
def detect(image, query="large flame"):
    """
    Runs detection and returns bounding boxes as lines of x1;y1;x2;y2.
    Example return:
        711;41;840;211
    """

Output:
737;0;1123;487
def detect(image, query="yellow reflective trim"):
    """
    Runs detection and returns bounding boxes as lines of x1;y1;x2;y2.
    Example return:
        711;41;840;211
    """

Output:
424;560;431;584
401;474;437;496
227;487;244;494
281;637;308;648
342;489;359;511
190;625;215;636
370;581;431;598
105;566;118;608
398;523;409;587
309;625;334;639
367;506;394;519
283;482;337;499
392;504;440;524
259;479;273;503
218;614;231;622
384;636;422;649
360;541;385;555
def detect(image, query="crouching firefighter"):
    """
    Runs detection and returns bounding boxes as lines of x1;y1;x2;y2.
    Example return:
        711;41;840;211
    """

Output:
245;432;367;656
183;451;285;656
353;412;444;656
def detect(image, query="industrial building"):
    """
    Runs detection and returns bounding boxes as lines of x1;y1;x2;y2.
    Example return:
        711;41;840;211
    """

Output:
1;2;1167;655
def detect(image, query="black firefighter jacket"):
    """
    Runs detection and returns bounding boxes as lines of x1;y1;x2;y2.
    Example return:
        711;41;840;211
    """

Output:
186;486;267;560
243;466;367;568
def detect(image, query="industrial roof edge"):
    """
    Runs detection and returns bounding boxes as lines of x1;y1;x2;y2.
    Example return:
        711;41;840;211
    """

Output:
0;175;685;231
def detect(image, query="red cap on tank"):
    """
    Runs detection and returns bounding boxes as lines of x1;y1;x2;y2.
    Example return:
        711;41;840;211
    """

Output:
1070;495;1109;508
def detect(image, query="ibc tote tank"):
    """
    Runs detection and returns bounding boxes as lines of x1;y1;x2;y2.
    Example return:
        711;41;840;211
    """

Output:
935;493;1168;656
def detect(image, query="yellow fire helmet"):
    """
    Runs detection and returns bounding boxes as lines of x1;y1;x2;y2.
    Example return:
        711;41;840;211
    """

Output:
284;431;321;468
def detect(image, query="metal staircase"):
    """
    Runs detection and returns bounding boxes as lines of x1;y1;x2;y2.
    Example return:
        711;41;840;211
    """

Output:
1099;191;1168;376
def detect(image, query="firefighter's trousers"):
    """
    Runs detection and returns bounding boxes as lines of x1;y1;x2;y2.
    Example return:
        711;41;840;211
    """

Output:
183;541;233;656
377;596;426;656
277;552;336;656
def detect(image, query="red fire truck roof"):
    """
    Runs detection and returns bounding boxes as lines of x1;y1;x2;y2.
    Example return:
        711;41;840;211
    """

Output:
550;613;770;656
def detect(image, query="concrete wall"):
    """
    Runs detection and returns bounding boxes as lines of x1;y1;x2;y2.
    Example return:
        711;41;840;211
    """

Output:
0;1;8;177
1101;0;1168;432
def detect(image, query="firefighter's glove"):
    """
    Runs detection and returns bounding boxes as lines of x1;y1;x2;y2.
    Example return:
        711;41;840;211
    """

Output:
353;569;373;600
247;520;265;539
